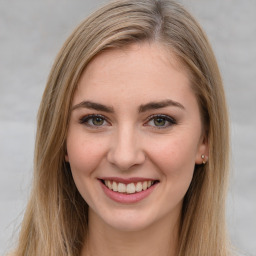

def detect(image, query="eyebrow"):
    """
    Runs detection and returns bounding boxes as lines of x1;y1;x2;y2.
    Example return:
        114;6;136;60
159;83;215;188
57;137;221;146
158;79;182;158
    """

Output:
71;101;114;113
138;99;185;112
71;99;185;113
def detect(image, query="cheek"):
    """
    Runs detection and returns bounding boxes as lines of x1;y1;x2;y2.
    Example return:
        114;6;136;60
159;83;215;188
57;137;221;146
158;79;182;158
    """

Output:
66;133;106;176
66;134;108;205
147;134;198;178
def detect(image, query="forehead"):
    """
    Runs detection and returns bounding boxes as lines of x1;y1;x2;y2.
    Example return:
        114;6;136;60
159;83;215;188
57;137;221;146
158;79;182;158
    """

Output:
73;42;195;109
83;42;184;77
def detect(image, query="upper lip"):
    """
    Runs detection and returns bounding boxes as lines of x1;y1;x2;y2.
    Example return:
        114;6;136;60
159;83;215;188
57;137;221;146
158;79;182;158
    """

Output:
98;177;158;184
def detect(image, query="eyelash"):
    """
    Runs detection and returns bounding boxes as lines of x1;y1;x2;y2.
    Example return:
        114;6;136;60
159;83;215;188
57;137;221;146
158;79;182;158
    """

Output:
144;114;177;129
79;114;177;129
79;114;110;128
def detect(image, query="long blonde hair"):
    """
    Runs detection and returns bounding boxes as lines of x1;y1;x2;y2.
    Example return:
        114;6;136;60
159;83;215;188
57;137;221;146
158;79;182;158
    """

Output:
14;0;230;255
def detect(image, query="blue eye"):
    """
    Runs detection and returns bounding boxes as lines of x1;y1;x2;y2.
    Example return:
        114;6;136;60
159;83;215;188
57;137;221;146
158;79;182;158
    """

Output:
79;115;108;127
146;115;176;128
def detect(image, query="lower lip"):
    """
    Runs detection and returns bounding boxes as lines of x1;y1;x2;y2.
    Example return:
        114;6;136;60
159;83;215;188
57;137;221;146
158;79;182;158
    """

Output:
99;181;158;204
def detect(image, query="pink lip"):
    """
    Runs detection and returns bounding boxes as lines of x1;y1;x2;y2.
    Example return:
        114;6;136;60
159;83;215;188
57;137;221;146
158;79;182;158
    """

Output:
99;179;158;204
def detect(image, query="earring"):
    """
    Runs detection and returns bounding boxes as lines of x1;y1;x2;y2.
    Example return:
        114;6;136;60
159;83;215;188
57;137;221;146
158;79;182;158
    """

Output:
201;154;207;164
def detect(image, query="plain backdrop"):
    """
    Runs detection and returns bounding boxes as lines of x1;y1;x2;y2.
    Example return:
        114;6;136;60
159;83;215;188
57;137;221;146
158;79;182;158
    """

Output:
0;0;255;255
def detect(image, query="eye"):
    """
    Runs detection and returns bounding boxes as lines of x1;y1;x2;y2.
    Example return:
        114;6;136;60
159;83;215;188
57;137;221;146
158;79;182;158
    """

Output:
79;114;109;127
145;114;176;129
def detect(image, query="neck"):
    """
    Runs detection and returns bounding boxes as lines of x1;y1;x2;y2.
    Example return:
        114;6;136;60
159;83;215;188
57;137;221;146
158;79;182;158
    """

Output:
81;210;180;256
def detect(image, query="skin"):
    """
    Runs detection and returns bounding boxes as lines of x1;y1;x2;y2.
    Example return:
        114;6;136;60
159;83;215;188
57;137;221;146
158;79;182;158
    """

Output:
65;42;208;256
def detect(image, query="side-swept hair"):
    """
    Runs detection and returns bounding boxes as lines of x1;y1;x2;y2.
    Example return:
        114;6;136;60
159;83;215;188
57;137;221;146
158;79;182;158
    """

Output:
14;1;230;255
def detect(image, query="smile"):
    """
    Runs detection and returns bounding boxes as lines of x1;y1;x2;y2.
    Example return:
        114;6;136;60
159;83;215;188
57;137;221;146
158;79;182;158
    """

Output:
103;180;157;194
99;178;159;203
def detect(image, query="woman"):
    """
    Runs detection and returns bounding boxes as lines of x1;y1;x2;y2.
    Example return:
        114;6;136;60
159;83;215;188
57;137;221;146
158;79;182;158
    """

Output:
13;0;231;255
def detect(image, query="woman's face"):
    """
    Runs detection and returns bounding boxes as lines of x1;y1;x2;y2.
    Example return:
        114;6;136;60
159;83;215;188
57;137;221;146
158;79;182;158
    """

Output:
66;43;208;232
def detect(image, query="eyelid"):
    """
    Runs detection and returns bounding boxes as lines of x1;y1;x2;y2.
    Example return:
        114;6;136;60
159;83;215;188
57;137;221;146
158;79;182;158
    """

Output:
78;113;176;129
144;114;177;128
79;114;111;127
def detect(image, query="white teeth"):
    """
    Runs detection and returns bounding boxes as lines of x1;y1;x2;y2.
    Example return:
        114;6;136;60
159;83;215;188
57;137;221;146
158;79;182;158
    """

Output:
112;181;118;191
107;180;112;190
126;183;136;194
142;181;148;191
135;182;143;192
104;180;156;194
117;183;126;193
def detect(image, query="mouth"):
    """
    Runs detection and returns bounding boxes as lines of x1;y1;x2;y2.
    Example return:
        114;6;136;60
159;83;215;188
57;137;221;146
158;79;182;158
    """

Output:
100;179;159;194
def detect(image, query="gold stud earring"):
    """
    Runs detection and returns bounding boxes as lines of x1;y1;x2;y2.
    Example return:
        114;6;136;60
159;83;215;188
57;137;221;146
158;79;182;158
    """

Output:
201;154;206;164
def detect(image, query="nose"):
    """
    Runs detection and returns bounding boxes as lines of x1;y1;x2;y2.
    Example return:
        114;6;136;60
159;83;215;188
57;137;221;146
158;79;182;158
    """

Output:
107;125;146;171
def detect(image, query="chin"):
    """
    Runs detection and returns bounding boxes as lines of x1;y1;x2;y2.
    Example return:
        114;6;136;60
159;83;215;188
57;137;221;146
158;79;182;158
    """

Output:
96;207;159;232
107;216;153;232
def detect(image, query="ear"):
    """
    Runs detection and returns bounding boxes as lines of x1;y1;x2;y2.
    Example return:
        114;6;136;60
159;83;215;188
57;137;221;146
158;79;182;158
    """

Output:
195;134;209;165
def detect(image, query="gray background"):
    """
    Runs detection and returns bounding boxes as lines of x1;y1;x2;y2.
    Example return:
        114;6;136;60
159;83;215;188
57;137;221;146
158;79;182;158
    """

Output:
0;0;255;255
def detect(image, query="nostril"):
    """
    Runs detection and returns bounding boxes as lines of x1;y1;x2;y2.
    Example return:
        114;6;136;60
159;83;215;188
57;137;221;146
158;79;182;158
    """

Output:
107;149;146;171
